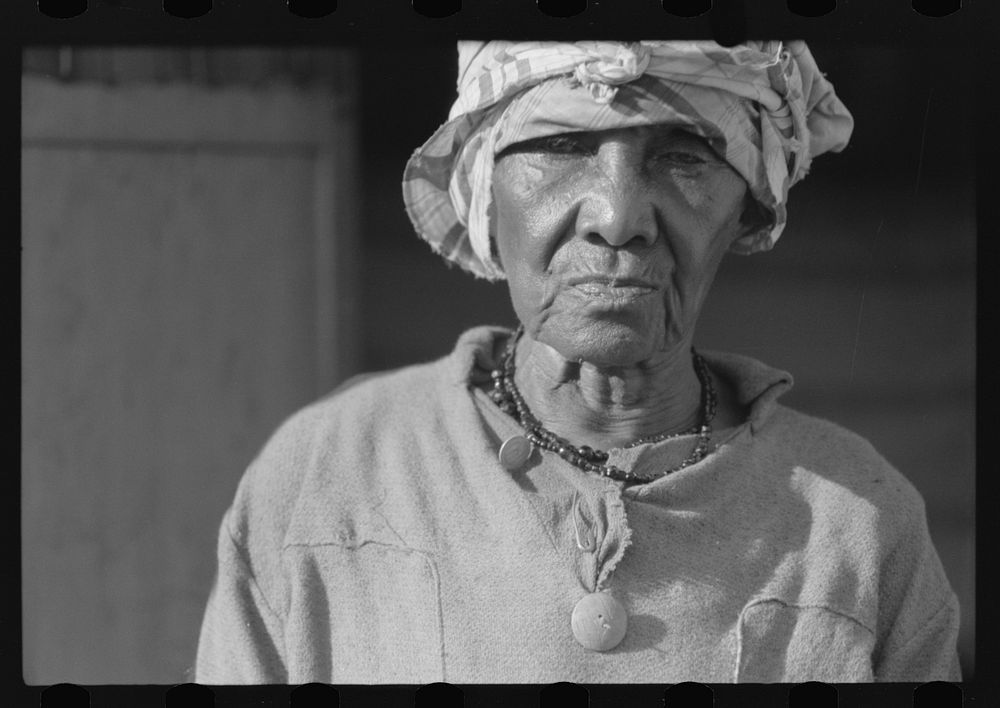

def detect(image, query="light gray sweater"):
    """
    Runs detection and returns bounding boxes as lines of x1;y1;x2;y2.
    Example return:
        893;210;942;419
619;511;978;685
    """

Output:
196;326;961;684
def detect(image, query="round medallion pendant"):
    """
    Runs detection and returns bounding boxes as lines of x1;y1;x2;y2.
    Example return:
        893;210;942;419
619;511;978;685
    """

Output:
498;435;532;470
571;591;628;651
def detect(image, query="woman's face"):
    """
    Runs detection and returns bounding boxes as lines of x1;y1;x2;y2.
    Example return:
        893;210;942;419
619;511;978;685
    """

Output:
492;124;758;367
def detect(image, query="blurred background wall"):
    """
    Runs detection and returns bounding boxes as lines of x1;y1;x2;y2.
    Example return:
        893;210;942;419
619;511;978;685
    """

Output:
21;47;361;684
22;42;974;683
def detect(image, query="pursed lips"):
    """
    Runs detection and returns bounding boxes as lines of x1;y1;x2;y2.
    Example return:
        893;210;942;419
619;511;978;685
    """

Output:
566;275;660;300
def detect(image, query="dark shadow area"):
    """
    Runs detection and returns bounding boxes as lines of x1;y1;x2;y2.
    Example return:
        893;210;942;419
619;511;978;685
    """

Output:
914;680;963;708
41;683;90;708
789;681;837;707
665;681;714;707
415;682;463;708
540;681;589;707
287;0;337;19
165;682;213;708
290;682;340;708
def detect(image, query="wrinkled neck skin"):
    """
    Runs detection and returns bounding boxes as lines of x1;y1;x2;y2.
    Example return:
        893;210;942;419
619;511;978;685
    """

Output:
512;330;703;451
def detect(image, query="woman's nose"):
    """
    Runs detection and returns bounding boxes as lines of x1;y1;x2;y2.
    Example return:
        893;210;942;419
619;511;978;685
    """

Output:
573;149;658;248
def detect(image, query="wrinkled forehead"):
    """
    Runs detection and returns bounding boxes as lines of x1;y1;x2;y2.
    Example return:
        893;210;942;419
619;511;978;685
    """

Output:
492;73;747;159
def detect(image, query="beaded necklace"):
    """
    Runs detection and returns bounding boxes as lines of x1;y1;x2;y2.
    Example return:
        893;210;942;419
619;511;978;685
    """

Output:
489;326;717;484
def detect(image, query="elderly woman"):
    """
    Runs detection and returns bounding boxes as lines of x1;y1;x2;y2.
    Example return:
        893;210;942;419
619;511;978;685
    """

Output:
196;41;961;684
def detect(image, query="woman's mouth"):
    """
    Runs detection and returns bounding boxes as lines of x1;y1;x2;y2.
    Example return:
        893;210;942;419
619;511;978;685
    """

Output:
568;278;658;302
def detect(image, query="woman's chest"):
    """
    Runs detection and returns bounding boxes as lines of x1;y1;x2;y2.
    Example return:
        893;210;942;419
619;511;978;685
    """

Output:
276;480;876;683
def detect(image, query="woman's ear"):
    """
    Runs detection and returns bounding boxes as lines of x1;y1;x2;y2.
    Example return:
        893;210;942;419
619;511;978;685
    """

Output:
490;235;503;269
487;201;506;274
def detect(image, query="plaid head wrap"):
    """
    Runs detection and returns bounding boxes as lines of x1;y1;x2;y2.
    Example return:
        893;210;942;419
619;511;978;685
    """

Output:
403;40;854;281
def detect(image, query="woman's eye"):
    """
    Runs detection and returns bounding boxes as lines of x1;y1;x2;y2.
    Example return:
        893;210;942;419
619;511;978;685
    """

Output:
655;149;709;166
536;136;588;155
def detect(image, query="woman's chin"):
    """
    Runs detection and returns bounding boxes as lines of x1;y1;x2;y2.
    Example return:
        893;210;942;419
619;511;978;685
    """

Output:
541;319;665;368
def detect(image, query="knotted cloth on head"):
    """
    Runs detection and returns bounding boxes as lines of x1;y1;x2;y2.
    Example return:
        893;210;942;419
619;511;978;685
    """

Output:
402;40;854;281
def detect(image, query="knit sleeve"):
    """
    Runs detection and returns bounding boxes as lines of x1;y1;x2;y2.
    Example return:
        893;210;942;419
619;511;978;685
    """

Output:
872;489;962;682
195;512;288;685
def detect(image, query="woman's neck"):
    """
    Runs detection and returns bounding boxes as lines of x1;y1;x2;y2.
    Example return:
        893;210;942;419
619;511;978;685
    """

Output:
511;331;703;451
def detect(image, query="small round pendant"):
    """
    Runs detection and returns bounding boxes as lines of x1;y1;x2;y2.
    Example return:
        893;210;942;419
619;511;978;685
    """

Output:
571;591;628;651
498;435;532;470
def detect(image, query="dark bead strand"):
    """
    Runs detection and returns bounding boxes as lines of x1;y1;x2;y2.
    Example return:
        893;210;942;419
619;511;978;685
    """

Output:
490;325;716;483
